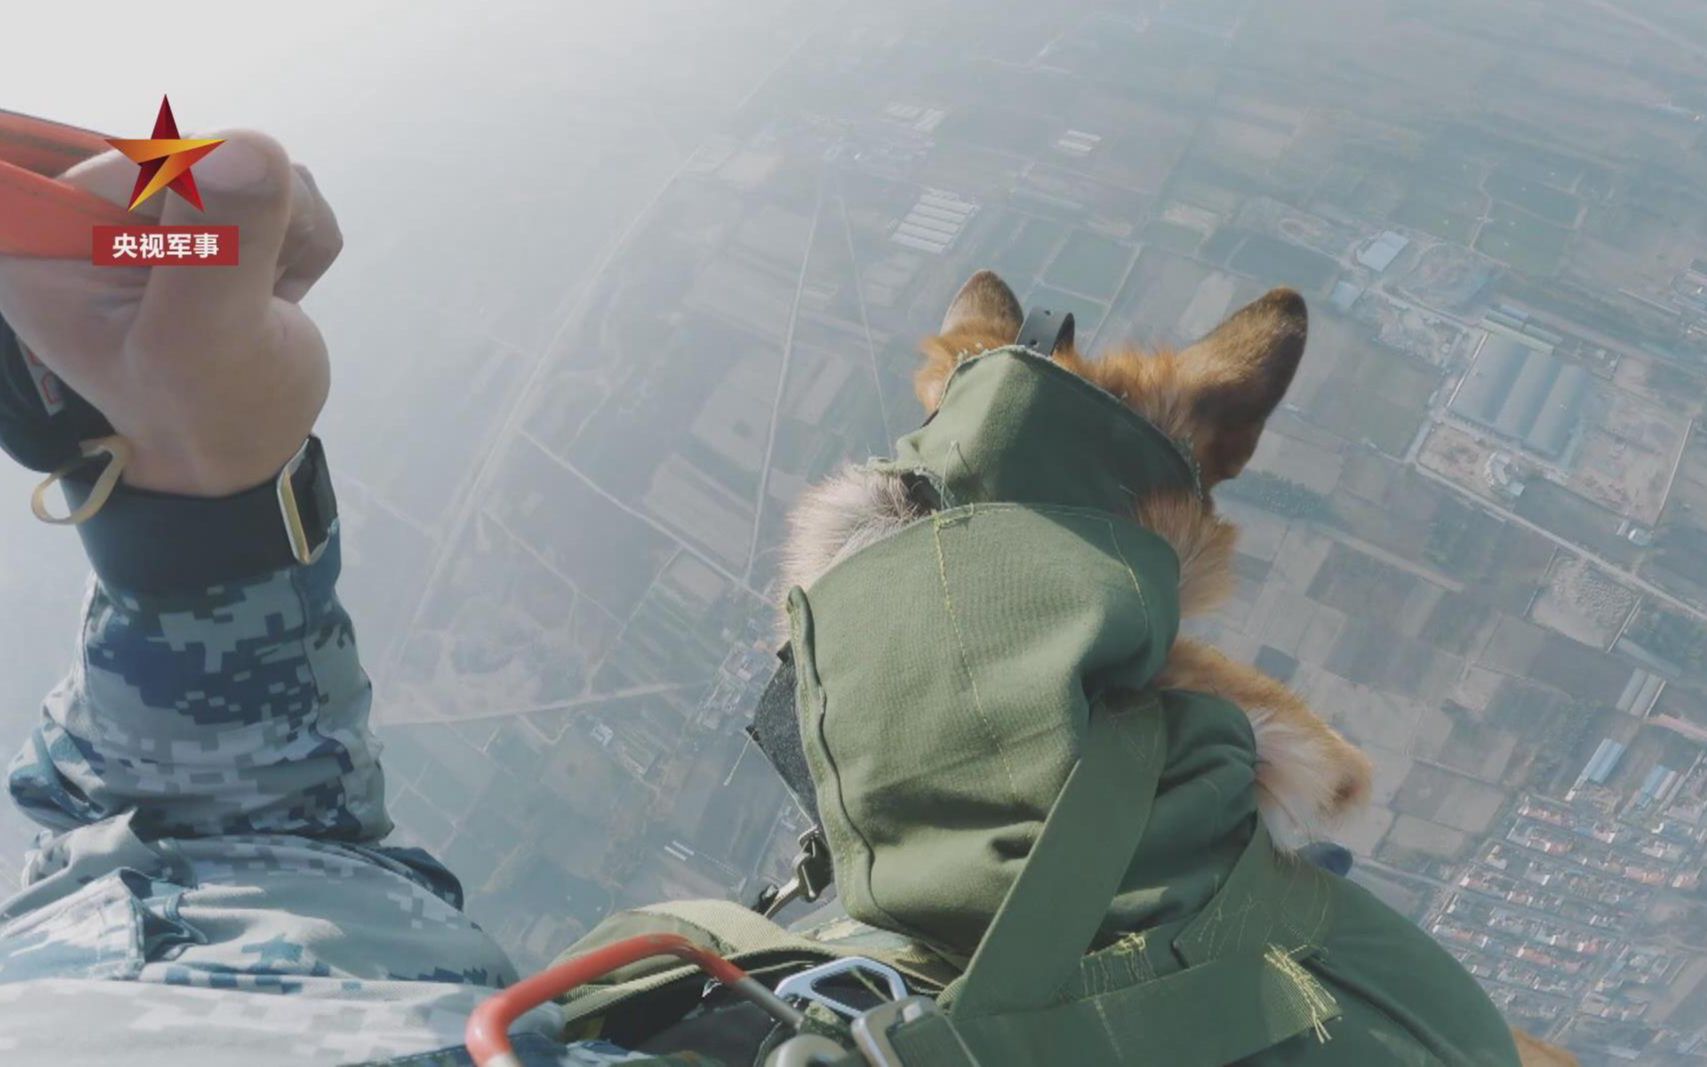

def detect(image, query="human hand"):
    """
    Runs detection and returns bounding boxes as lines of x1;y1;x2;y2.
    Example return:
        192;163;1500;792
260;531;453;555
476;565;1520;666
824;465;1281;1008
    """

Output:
0;130;342;495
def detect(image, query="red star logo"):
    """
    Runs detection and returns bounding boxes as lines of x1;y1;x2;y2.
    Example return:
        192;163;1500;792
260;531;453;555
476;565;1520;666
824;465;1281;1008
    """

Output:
104;96;224;211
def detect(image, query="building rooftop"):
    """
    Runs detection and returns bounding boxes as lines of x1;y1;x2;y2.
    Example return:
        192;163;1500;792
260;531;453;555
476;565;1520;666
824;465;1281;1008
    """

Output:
1449;335;1589;459
1329;280;1364;312
1357;230;1410;273
1582;739;1626;786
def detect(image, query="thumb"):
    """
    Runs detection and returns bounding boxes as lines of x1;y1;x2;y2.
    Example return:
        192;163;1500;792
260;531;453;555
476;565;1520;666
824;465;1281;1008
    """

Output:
133;130;295;350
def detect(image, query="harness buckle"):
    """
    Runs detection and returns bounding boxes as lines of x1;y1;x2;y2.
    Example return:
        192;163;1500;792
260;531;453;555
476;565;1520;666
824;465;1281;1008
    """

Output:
852;996;977;1067
760;827;833;918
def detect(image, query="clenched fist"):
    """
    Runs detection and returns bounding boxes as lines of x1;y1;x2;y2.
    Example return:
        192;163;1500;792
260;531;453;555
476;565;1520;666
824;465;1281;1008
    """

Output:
0;130;342;496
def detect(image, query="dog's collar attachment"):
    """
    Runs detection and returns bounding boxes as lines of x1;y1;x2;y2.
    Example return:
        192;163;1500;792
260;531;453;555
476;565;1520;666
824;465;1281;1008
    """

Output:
1014;305;1075;356
888;343;1202;516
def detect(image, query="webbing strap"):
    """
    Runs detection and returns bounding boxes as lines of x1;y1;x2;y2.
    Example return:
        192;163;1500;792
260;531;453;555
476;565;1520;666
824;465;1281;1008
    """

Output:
947;691;1165;1018
895;941;1337;1067
905;691;1342;1066
1173;820;1334;968
553;898;954;1029
635;898;959;987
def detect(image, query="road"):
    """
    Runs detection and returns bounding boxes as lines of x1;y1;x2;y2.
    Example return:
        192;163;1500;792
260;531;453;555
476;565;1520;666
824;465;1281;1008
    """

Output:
746;170;828;583
1366;261;1707;628
519;430;768;600
385;25;822;684
1410;460;1707;628
835;187;894;447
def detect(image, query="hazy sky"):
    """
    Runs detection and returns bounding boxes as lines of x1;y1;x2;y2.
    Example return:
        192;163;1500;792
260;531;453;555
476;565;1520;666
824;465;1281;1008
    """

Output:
0;0;809;871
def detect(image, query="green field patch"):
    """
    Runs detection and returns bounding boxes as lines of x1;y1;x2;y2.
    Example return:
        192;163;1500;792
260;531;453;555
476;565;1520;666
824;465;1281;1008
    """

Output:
1044;230;1137;302
1228;233;1338;292
1512;481;1638;567
1306;341;1437;453
1485;167;1579;226
1497;150;1584;191
1475;204;1570;276
1411;145;1483;189
1142;219;1203;255
1200;226;1247;266
1317;163;1366;202
991;217;1061;286
1416;181;1484;217
1391;185;1480;243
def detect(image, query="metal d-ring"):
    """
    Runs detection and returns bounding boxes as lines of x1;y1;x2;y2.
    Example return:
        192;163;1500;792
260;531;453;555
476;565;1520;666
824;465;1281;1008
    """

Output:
773;956;910;1020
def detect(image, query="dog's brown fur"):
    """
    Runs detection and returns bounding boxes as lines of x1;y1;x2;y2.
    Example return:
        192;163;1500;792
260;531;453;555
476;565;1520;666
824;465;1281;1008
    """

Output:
1511;1028;1581;1066
783;268;1577;1066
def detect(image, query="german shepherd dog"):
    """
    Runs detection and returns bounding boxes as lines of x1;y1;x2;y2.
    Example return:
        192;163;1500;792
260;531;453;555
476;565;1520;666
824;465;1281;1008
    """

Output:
781;269;1577;1067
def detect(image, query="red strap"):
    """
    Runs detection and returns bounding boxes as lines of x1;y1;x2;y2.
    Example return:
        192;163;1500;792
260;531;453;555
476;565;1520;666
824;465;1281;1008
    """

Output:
465;933;755;1066
0;109;135;259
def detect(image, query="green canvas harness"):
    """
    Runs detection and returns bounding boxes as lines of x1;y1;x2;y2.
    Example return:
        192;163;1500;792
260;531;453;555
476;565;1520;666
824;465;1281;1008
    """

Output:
553;347;1357;1065
774;348;1340;1064
551;340;1524;1066
876;343;1203;515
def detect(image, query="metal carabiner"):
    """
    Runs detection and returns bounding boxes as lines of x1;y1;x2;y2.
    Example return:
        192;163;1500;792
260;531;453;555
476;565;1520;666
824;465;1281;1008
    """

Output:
774;956;909;1021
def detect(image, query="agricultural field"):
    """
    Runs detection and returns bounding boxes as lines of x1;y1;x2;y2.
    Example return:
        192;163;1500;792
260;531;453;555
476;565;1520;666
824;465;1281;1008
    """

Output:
1485;167;1581;227
1304;335;1439;453
1391;183;1485;244
1228;232;1339;293
1108;247;1217;346
1474;203;1573;276
1567;384;1690;526
1511;480;1640;568
1529;553;1638;649
1044;229;1137;301
1141;218;1204;255
990;215;1063;287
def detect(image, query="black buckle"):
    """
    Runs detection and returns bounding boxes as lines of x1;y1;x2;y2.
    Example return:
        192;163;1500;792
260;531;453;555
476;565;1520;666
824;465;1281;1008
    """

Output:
755;827;833;918
1014;306;1075;356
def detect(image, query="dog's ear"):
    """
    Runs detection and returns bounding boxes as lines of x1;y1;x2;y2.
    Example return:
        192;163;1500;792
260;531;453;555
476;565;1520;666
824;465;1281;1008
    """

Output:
941;269;1022;337
1180;288;1307;486
917;270;1023;411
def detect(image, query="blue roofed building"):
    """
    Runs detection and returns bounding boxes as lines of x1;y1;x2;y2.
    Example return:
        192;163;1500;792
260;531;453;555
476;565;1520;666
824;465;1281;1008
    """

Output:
1580;739;1626;786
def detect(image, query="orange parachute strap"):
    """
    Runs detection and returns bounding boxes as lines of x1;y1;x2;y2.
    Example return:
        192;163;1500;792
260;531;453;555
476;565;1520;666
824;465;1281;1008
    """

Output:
0;109;135;258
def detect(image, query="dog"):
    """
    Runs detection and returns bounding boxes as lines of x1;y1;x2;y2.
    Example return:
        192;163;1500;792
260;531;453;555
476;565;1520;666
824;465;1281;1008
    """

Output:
781;268;1577;1067
785;269;1370;833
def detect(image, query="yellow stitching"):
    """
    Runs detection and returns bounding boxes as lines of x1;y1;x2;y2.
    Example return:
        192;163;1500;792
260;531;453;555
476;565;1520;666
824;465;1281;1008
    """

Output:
945;440;976;516
1265;944;1337;1044
1103;515;1150;621
932;514;1020;805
